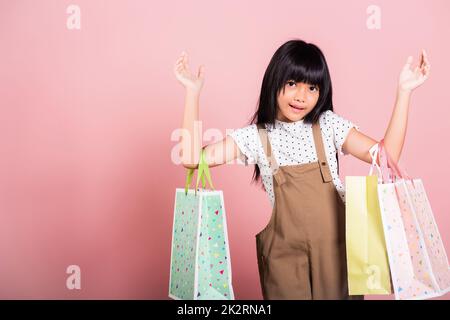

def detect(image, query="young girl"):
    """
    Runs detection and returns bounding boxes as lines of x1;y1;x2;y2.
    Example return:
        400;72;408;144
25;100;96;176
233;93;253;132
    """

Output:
174;40;430;300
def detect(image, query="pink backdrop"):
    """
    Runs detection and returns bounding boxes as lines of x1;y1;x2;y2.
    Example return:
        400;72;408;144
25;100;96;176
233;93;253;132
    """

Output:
0;0;449;299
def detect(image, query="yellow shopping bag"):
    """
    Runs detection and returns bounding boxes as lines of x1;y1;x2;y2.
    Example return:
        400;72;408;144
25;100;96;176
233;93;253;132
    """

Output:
345;144;392;295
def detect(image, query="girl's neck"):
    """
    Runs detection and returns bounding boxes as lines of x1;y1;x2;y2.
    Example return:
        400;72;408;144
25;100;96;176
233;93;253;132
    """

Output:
275;115;305;124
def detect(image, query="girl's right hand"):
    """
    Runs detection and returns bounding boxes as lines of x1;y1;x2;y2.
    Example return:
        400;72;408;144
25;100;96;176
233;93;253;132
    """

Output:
174;52;205;93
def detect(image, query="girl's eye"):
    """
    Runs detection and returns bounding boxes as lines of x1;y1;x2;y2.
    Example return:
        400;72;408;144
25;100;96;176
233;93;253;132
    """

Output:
287;81;296;87
309;86;318;92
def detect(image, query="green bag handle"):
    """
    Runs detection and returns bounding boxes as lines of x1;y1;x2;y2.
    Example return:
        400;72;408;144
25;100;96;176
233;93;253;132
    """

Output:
184;148;214;196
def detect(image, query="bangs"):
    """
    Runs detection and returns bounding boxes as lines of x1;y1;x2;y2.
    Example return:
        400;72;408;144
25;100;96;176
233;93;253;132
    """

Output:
285;61;324;86
277;47;326;90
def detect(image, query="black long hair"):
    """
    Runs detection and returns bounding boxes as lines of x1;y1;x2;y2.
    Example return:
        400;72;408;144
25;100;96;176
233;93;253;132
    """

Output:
248;39;335;188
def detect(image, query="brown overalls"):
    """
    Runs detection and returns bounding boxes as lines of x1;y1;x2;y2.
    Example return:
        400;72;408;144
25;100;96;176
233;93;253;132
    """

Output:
255;121;361;300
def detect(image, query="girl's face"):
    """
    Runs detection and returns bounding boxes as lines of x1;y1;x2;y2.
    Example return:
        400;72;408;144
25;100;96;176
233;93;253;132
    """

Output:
276;80;320;122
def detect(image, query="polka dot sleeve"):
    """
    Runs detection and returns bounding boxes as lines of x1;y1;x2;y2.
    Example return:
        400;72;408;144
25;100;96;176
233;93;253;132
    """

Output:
326;110;360;156
226;124;258;165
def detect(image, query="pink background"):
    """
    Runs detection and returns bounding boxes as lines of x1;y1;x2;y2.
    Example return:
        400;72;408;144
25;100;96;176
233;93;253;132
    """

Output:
0;0;449;299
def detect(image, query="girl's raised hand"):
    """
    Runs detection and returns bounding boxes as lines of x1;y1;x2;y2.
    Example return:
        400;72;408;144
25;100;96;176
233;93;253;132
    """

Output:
398;49;430;92
174;51;205;93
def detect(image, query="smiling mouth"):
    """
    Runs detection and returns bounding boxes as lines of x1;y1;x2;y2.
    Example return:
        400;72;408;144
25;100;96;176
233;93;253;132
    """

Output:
290;104;306;110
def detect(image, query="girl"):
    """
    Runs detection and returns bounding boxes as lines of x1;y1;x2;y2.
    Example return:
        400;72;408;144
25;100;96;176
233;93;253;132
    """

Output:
174;40;430;300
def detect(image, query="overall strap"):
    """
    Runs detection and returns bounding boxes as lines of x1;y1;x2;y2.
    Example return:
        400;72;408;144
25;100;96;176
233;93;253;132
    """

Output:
256;123;279;175
312;122;333;183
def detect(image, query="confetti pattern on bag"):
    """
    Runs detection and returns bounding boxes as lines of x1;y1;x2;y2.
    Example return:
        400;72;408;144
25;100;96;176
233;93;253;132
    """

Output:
169;189;234;300
378;184;417;300
169;190;200;300
394;181;438;299
405;179;450;292
378;180;449;300
196;193;233;300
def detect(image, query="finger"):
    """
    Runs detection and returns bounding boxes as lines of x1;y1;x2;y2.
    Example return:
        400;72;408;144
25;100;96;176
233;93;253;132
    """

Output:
423;50;430;68
423;64;430;77
420;63;429;76
403;56;413;70
180;55;189;70
175;57;184;65
175;62;183;71
198;65;205;79
421;49;428;63
174;64;183;77
420;52;430;76
175;64;184;74
424;50;430;64
176;60;185;69
176;63;189;77
175;64;183;72
175;59;185;69
175;60;185;73
420;66;430;81
176;51;186;62
419;56;426;75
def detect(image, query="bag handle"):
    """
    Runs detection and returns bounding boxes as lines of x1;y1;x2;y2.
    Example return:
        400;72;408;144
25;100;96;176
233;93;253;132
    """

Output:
184;148;215;196
368;140;411;183
368;143;383;184
370;143;396;183
378;139;411;183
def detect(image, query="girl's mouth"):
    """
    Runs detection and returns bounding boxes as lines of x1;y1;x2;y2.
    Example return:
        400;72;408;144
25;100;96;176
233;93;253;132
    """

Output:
290;104;306;113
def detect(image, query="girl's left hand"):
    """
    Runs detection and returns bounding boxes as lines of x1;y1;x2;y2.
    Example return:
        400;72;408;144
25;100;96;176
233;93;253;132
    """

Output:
398;49;430;92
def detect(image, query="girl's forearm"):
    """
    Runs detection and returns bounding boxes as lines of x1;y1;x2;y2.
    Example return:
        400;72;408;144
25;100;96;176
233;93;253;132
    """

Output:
383;88;412;163
181;89;202;168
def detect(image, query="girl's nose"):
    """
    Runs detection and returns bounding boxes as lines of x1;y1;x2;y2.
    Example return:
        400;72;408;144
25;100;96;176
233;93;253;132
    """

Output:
295;89;306;102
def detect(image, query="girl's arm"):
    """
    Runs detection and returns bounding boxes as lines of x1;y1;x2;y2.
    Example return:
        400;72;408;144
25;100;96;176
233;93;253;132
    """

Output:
343;50;430;164
174;52;241;169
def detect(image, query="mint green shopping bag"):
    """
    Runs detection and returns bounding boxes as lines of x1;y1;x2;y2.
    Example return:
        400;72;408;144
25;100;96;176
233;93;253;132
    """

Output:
169;149;235;300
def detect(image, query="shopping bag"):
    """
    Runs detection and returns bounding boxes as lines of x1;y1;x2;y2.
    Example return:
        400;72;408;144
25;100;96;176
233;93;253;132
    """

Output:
345;144;392;295
376;140;450;300
405;179;450;293
169;149;235;300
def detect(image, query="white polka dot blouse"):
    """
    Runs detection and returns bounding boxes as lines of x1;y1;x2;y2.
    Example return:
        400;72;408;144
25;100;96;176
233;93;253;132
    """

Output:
227;110;359;208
